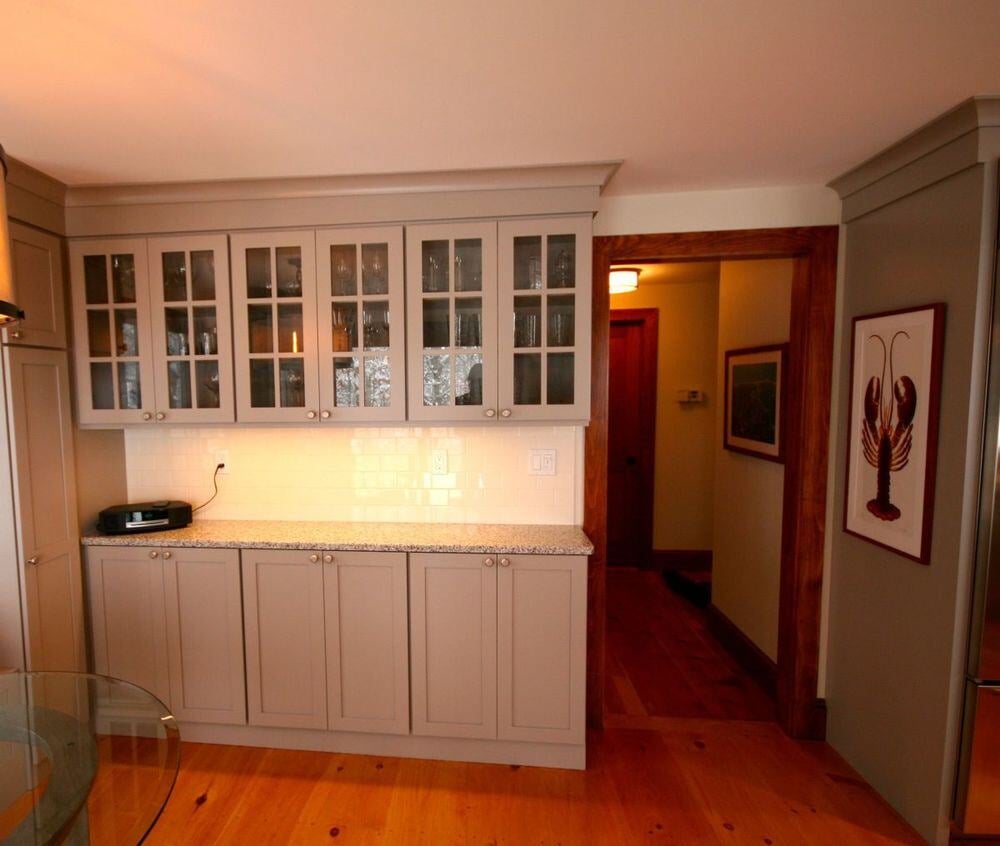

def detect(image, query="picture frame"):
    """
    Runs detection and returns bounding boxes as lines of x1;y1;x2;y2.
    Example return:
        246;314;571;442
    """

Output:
843;303;945;565
723;343;788;463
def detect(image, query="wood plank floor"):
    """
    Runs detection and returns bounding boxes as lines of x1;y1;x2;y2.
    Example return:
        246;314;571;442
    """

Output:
605;568;775;721
135;567;923;844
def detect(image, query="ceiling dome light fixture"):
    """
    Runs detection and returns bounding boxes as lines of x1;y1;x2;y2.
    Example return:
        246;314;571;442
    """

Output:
609;266;640;294
0;146;24;326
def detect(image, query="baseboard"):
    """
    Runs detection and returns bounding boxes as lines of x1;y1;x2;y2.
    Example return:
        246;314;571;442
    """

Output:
650;549;713;572
705;603;777;699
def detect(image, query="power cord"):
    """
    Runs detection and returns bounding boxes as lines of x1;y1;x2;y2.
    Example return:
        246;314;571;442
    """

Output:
193;463;225;513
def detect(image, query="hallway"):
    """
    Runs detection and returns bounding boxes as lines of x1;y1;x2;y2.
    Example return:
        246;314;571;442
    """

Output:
605;568;776;722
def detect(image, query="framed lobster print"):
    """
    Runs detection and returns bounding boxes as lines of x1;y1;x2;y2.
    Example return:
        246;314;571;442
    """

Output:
844;303;945;565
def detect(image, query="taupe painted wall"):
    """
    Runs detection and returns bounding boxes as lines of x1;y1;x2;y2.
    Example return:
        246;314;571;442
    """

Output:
610;263;720;551
827;165;991;845
711;260;793;661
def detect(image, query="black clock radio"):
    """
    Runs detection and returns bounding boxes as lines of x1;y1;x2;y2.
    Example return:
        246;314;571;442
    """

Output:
98;501;193;535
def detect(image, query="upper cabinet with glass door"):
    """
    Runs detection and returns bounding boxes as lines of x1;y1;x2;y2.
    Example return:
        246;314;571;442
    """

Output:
230;231;319;422
69;239;155;425
147;235;234;423
316;227;405;422
497;217;591;422
406;222;498;422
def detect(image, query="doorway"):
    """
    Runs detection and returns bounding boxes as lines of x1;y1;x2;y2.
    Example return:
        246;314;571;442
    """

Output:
607;309;658;567
585;227;839;740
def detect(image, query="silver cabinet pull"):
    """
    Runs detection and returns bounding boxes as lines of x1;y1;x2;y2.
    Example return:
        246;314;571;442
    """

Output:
323;554;334;564
500;409;512;419
142;412;153;421
162;551;172;559
484;557;495;567
26;556;38;566
499;557;511;567
149;550;159;559
309;553;320;563
306;410;317;420
155;411;166;421
485;408;497;418
321;410;331;420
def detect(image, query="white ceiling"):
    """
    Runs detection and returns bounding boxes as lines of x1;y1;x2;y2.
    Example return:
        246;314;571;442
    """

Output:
4;1;1000;194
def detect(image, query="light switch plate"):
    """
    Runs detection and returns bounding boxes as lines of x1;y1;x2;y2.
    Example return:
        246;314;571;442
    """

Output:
528;449;557;476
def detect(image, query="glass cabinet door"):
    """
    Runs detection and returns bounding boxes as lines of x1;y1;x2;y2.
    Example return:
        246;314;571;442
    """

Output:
230;231;319;422
147;235;235;423
405;222;498;421
497;217;592;421
316;227;405;421
69;239;155;424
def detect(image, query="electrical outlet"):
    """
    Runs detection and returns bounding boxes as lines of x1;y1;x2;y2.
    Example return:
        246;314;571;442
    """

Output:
528;449;557;476
431;449;448;474
214;450;230;474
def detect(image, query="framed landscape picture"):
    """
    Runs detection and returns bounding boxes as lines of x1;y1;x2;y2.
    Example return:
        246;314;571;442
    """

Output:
723;343;788;463
843;303;945;565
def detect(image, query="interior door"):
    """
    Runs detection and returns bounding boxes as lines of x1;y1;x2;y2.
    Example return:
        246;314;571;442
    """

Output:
147;234;235;423
242;549;327;729
5;346;84;672
6;222;66;348
409;552;497;738
324;551;409;734
163;548;246;725
607;311;658;566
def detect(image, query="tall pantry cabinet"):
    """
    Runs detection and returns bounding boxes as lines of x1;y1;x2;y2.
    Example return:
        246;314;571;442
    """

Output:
1;220;84;672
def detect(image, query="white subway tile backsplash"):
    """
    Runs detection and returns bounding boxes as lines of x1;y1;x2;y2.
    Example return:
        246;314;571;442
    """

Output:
124;425;581;525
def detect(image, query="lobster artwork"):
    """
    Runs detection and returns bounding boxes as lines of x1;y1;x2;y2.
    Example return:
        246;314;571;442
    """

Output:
861;331;917;522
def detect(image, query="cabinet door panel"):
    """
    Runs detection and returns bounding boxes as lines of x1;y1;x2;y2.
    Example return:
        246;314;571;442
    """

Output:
498;217;591;422
163;548;245;725
410;553;496;738
69;238;155;425
6;347;83;672
316;227;406;422
498;555;586;744
325;551;408;734
86;547;170;706
242;549;326;729
230;231;319;422
148;235;235;423
406;222;498;422
6;222;66;348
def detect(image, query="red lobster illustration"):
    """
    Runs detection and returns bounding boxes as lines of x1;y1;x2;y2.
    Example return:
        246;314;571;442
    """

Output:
861;331;917;521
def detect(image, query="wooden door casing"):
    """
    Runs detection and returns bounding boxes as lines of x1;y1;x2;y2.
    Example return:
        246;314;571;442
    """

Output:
324;551;409;734
6;222;67;349
409;552;498;738
242;549;327;729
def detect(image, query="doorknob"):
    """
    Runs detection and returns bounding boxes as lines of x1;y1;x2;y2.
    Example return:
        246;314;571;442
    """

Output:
26;556;38;566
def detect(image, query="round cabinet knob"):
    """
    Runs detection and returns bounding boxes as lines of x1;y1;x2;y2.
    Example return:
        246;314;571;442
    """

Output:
309;553;320;563
142;412;153;421
149;551;159;559
307;410;317;420
485;408;497;419
321;410;331;420
323;554;334;564
484;557;496;567
26;556;38;566
163;551;172;559
500;409;512;419
500;557;511;567
155;412;166;421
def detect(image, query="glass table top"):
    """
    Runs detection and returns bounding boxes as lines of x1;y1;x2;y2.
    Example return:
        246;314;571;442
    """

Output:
0;672;180;846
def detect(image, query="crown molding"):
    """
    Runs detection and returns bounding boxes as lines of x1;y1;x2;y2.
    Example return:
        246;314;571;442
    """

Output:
64;161;622;208
5;155;68;234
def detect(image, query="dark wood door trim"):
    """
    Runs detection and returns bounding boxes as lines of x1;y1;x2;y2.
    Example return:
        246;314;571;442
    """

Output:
586;226;839;740
608;308;658;567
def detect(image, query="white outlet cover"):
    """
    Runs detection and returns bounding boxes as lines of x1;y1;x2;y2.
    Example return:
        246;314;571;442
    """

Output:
214;450;230;474
528;449;557;476
431;449;448;474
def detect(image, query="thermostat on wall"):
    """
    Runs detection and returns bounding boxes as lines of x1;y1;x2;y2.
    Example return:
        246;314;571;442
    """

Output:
676;389;706;404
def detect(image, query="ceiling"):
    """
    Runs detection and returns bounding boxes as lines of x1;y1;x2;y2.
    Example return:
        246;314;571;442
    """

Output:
4;1;1000;194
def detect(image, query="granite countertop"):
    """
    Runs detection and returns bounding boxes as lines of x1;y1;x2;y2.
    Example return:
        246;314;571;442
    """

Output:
81;519;594;556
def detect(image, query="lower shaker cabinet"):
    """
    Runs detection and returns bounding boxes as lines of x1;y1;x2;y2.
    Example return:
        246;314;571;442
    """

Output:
86;546;246;725
410;552;586;745
242;548;410;733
